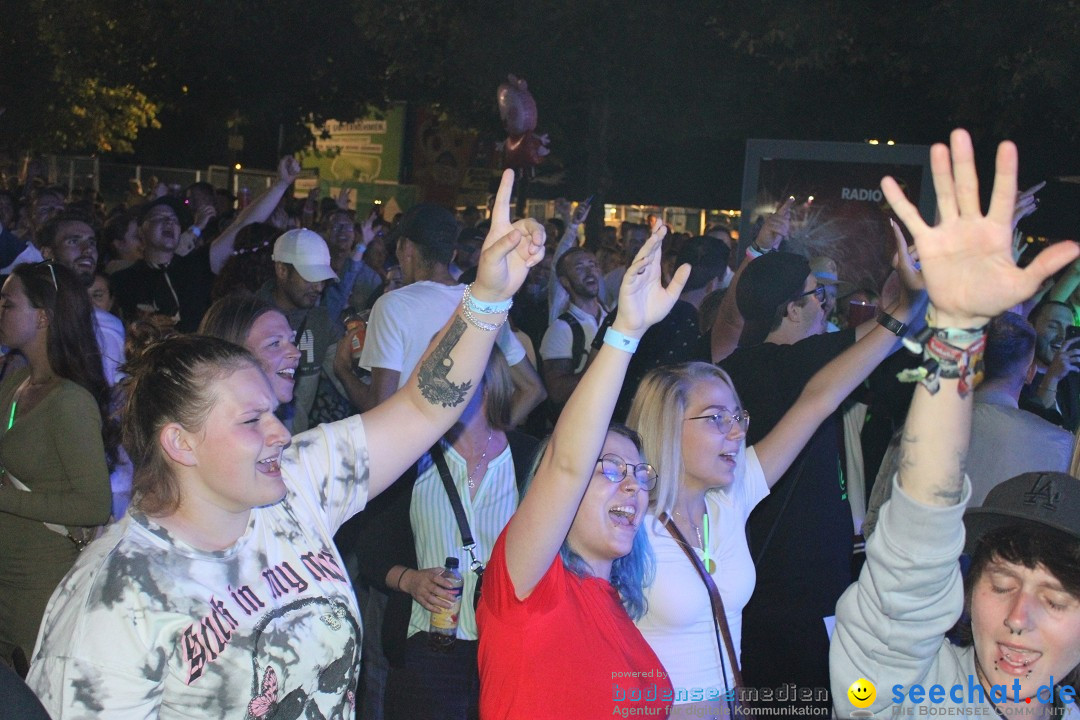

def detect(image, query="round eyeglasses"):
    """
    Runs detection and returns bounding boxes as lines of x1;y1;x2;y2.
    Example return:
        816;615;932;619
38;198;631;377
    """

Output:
684;409;750;435
596;453;658;491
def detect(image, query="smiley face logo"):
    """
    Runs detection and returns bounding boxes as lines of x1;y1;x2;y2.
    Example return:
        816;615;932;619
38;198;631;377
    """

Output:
847;678;876;708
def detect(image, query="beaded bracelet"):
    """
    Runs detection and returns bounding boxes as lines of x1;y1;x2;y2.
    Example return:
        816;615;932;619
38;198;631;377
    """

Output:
462;305;505;332
463;283;513;315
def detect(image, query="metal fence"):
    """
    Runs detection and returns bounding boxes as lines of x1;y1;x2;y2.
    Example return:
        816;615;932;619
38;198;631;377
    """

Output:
43;155;277;209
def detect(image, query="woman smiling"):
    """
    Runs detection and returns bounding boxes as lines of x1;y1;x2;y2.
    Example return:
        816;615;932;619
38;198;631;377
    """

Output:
478;221;690;719
26;170;547;719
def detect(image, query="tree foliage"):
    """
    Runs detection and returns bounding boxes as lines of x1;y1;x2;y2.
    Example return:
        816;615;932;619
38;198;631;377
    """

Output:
5;0;1080;206
0;1;160;154
1;0;381;164
353;0;754;207
354;0;1080;205
716;0;1080;177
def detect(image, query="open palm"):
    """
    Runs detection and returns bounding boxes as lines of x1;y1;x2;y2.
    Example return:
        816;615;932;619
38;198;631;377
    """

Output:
614;221;690;336
883;130;1078;327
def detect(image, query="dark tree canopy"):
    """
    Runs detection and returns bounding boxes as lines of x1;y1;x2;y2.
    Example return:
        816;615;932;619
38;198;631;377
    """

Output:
2;0;381;166
4;1;1080;206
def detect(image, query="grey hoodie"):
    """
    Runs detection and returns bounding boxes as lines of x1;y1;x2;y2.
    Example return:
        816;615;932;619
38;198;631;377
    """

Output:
830;478;1080;719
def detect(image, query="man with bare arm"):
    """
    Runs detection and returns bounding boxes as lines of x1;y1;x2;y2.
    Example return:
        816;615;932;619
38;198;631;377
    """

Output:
831;129;1080;718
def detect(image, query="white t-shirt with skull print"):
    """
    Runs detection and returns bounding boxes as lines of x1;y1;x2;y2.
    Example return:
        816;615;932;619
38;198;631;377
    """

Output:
28;415;371;720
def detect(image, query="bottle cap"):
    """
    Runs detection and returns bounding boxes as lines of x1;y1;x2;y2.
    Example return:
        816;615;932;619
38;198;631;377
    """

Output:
445;557;459;568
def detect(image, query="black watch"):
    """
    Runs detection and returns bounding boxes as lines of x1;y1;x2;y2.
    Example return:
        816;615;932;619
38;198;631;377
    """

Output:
876;311;908;337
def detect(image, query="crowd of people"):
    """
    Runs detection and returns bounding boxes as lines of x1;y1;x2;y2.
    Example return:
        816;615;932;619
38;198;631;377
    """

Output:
1;128;1080;720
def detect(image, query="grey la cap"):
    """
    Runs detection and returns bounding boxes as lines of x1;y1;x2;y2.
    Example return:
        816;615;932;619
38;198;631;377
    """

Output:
964;472;1080;553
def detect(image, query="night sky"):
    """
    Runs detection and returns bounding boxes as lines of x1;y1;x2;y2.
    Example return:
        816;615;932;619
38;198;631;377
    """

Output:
6;1;1080;214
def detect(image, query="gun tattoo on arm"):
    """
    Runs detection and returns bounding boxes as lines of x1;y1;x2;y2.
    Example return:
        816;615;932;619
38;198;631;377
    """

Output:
417;316;473;407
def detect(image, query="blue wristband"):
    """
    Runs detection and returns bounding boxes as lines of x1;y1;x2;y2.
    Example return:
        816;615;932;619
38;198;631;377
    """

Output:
603;327;640;354
463;284;513;314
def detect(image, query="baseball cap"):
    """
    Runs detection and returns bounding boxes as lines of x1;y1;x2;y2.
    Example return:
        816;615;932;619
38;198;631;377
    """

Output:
457;225;486;248
736;251;811;322
272;229;338;283
387;204;459;255
964;472;1080;552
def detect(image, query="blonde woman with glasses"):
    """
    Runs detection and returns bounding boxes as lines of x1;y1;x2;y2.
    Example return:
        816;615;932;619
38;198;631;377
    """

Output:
628;227;925;717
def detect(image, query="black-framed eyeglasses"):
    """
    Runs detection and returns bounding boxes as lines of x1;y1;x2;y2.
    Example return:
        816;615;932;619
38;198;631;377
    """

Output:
795;285;827;304
596;453;658;491
685;409;750;435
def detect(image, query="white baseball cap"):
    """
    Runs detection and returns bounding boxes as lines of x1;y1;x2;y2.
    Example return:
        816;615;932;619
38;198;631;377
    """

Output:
272;229;338;283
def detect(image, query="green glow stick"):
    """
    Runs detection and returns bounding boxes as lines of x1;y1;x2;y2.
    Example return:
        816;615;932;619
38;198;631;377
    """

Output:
702;513;711;571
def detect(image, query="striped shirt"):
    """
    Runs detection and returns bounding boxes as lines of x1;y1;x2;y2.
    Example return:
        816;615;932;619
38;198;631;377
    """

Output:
408;439;519;640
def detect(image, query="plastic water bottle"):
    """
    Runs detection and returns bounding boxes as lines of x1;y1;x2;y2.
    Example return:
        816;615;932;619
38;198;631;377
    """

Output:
428;557;463;650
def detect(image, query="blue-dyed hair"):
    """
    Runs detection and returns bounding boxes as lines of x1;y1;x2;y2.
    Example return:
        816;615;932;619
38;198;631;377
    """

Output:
523;424;655;620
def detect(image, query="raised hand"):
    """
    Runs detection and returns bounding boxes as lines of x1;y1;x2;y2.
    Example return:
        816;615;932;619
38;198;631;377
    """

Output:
472;169;546;303
193;204;216;231
336;187;351;210
755;197;795;252
888;218;924;294
360;210;378;247
881;129;1078;328
612;220;690;338
554;197;572;222
571;198;592;225
278;156;301;185
1013;180;1045;230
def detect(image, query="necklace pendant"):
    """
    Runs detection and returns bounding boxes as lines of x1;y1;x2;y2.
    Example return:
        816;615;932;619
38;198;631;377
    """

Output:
693;546;717;574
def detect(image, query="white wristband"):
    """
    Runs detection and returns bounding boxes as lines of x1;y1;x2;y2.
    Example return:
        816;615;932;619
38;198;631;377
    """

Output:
463;283;513;315
603;327;639;354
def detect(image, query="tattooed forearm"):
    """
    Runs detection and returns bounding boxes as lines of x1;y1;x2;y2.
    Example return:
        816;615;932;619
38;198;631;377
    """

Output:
896;430;964;504
417;316;473;408
932;450;966;503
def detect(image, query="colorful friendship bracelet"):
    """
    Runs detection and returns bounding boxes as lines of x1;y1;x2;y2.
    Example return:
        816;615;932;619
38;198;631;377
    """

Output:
897;318;987;397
